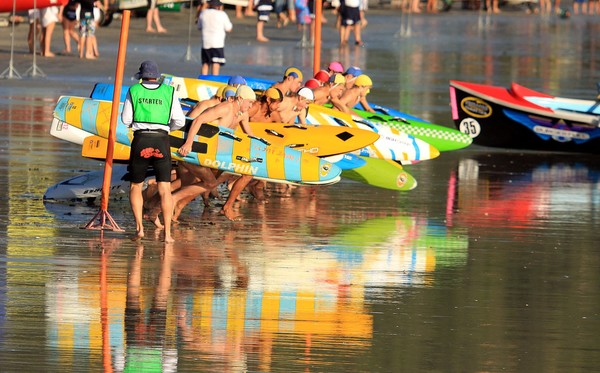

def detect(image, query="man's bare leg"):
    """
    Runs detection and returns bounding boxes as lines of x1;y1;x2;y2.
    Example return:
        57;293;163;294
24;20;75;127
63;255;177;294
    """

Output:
130;182;145;240
157;181;175;243
221;175;253;220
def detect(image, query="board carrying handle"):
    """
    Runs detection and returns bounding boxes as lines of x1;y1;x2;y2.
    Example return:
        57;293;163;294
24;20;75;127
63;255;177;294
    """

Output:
248;135;271;146
236;156;264;163
219;131;243;142
264;129;284;138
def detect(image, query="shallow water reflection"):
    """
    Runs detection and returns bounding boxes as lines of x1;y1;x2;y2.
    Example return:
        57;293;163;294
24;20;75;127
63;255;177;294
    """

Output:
2;10;600;371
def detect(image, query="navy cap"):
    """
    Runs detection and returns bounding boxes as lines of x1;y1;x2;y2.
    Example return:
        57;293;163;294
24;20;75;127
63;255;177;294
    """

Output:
134;60;160;80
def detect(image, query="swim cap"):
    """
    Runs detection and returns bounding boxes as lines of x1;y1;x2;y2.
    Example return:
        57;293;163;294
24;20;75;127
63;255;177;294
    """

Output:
223;85;237;98
344;66;363;77
235;85;256;100
304;79;321;89
263;87;283;101
215;85;226;98
355;74;372;87
328;73;346;85
284;67;303;81
297;87;314;101
328;61;344;73
228;75;247;86
314;70;330;83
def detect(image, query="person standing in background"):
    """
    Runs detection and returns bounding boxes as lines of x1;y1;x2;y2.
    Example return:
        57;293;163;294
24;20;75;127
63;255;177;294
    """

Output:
146;0;167;33
486;0;500;13
27;9;41;54
255;0;273;42
40;6;59;57
197;0;232;75
60;0;79;55
76;0;101;59
122;61;186;242
339;0;363;46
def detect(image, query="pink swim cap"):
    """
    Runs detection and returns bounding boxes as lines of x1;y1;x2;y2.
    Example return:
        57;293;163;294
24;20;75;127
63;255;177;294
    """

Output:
327;61;344;74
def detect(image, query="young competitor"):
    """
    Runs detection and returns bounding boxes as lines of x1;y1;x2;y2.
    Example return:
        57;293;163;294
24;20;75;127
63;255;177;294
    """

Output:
175;85;258;221
312;73;346;106
186;85;227;118
333;74;374;114
326;61;344;75
272;87;314;125
342;66;362;89
270;66;304;96
248;87;284;122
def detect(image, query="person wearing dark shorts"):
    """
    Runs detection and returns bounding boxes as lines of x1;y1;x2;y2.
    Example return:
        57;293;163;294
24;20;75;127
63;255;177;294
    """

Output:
254;0;273;42
339;0;363;46
60;0;79;54
121;60;186;242
197;0;232;75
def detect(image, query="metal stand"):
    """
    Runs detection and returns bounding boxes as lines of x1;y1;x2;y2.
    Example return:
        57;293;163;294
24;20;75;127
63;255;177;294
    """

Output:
84;210;124;231
25;0;46;77
395;10;412;38
0;0;22;79
297;24;310;48
181;0;198;62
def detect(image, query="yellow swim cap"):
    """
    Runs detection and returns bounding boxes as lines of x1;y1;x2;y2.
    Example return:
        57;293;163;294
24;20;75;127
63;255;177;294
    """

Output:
215;85;226;98
328;73;346;85
284;67;303;81
355;74;373;87
263;87;283;101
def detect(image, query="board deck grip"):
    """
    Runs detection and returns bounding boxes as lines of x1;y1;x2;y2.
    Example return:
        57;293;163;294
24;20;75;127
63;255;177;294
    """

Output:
197;123;219;138
169;136;208;154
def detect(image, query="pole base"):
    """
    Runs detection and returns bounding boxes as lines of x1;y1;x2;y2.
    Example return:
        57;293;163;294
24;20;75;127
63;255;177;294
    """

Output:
84;209;125;231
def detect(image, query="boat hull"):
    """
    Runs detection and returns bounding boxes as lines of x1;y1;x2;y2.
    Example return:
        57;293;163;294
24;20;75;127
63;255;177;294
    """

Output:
449;80;600;154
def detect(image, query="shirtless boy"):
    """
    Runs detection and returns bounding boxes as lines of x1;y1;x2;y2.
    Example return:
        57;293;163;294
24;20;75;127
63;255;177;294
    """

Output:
333;74;374;114
176;85;257;220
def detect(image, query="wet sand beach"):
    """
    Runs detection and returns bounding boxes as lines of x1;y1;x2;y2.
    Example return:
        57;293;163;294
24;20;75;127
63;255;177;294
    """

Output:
1;6;600;372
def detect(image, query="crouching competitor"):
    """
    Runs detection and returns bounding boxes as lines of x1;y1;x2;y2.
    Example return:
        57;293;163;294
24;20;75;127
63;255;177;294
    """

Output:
122;60;186;242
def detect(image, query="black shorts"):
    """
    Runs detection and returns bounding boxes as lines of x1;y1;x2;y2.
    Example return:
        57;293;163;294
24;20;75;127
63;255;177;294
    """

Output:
62;7;77;21
341;6;360;26
201;48;226;66
129;131;172;183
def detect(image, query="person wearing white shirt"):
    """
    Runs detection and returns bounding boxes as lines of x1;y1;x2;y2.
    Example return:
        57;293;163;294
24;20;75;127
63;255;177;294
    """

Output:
197;0;233;75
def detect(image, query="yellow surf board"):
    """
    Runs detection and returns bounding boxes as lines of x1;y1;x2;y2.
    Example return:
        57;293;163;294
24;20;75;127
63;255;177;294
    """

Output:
243;122;379;157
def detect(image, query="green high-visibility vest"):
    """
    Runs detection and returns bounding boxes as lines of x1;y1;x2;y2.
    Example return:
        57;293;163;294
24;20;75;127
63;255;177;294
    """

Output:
129;83;175;126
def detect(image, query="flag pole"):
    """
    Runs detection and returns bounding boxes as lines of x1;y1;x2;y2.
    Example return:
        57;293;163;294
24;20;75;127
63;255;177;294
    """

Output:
85;10;131;231
313;0;323;75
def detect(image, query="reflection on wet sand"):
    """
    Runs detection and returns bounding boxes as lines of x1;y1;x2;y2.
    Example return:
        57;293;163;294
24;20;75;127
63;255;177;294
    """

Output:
34;198;469;371
450;152;600;229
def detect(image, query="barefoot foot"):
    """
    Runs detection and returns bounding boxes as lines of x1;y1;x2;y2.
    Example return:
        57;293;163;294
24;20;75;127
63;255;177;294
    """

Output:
220;208;241;221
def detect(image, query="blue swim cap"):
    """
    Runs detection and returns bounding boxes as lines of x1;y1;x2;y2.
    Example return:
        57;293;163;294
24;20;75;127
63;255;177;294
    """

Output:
227;75;247;86
344;66;363;77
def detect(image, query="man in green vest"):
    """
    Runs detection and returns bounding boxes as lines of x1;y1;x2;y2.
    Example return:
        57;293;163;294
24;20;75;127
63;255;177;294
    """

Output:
122;60;186;243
